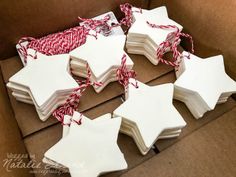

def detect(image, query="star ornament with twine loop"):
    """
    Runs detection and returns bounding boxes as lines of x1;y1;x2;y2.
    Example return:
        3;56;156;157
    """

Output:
146;22;195;68
119;3;194;68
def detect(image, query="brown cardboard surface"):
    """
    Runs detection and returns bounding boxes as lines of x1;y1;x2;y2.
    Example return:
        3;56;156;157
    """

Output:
6;87;58;137
121;107;236;177
148;70;176;86
24;97;155;177
0;68;34;177
0;51;176;137
133;53;173;83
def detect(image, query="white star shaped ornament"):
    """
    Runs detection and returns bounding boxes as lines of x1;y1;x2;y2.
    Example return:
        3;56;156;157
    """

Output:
126;6;183;65
174;51;236;119
43;112;115;169
113;80;186;155
43;112;127;177
69;31;134;93
7;53;78;121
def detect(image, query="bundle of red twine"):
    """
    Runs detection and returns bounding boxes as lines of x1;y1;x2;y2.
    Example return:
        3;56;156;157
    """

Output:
17;26;92;64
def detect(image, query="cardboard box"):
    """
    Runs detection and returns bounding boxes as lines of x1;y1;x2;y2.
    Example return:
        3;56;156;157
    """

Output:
0;0;235;177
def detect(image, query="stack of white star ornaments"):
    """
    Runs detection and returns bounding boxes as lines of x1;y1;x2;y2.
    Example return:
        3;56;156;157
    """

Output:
113;80;186;155
174;51;236;119
43;112;127;177
126;6;183;65
69;31;134;93
6;53;78;121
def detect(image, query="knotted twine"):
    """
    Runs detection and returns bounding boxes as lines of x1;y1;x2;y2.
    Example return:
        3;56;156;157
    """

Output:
78;14;112;36
113;3;142;32
116;54;138;100
147;22;194;67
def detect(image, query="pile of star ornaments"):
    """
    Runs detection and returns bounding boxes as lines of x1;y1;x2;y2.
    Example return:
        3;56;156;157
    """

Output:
7;4;236;177
7;53;78;121
43;112;127;177
174;51;236;119
70;31;134;93
126;6;183;65
113;79;186;155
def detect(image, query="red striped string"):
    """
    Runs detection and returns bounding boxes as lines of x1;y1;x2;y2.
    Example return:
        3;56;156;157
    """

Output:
116;54;138;90
62;113;83;126
17;25;92;64
53;64;102;123
112;3;142;31
78;14;112;36
147;21;194;67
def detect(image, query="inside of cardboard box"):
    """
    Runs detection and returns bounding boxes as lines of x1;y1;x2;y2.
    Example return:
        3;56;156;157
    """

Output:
0;1;236;177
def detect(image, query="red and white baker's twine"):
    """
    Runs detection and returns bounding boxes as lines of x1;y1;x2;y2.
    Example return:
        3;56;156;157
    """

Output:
62;113;83;126
147;22;194;67
78;14;112;36
18;14;114;64
18;14;118;64
52;64;102;124
116;54;138;89
17;26;91;64
113;3;142;30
